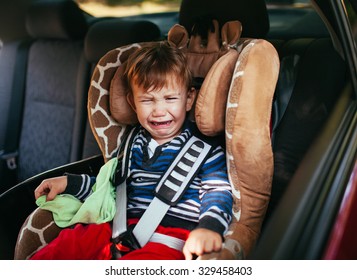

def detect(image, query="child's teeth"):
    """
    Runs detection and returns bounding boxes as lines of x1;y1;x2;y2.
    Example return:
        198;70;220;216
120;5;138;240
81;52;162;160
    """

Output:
154;121;170;125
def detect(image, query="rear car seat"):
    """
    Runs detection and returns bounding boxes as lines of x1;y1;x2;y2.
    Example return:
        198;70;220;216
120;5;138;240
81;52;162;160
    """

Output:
0;40;32;192
3;0;90;187
0;0;32;193
266;37;347;220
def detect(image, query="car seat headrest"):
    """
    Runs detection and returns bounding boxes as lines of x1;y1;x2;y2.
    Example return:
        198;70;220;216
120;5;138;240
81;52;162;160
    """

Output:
84;19;161;63
25;0;88;40
179;0;269;38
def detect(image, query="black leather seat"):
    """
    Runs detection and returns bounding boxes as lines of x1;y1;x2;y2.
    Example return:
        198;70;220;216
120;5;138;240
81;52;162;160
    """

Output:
267;37;347;218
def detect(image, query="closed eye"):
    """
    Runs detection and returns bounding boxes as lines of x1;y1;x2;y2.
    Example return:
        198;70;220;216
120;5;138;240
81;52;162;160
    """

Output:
165;95;180;102
139;98;153;103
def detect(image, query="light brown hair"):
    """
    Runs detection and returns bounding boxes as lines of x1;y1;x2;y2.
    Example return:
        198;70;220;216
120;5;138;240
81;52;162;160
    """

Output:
124;41;192;94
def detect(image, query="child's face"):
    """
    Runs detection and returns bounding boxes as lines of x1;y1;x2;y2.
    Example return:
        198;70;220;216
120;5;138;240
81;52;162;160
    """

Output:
128;74;195;145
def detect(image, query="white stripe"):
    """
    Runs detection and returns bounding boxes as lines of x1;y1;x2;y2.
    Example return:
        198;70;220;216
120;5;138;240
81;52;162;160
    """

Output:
191;143;203;153
169;206;200;217
76;175;91;200
130;182;156;187
177;161;191;172
131;171;160;179
163;145;181;151
167;211;199;222
201;182;232;191
170;170;186;182
202;179;232;185
183;152;196;163
164;180;180;191
175;199;200;209
205;148;224;164
200;207;229;227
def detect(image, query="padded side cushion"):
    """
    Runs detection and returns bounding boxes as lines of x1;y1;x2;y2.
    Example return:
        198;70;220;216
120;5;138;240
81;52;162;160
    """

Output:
88;46;140;160
224;39;279;256
110;48;140;125
195;49;239;136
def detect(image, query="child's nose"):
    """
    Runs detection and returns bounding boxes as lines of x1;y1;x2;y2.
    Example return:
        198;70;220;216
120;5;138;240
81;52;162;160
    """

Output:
152;102;166;116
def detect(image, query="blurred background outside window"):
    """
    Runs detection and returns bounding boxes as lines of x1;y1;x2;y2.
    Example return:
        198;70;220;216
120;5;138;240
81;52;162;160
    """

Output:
75;0;311;17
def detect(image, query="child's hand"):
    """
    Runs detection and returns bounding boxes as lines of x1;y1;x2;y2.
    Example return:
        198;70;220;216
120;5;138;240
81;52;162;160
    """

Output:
34;176;68;201
183;228;222;260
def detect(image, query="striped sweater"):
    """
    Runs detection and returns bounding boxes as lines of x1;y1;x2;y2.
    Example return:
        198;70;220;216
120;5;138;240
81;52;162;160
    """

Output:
65;122;233;236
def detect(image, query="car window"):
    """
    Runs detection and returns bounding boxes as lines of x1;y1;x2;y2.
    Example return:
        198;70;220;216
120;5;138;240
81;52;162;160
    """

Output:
76;0;181;17
76;0;312;17
345;0;357;39
76;0;320;38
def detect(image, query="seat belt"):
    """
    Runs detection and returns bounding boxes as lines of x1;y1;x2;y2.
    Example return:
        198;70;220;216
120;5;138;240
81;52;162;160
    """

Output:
111;126;138;238
0;40;32;189
111;127;214;252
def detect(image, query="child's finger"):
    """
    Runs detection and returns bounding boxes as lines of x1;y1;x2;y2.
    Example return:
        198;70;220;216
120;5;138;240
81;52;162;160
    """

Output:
183;244;193;260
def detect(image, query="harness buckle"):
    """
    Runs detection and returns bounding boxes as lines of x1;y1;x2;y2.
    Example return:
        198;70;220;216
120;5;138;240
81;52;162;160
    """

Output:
110;224;141;259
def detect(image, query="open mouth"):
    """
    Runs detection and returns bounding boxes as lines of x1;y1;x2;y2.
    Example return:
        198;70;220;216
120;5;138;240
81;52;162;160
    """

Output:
151;120;172;126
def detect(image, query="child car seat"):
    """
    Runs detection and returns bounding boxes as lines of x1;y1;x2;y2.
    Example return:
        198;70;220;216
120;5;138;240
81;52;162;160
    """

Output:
14;19;279;259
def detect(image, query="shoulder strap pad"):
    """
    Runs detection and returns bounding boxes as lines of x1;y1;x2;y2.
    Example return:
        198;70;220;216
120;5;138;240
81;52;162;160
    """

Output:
155;135;213;205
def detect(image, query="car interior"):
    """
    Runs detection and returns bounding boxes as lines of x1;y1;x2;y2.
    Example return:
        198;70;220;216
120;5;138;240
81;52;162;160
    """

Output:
0;0;353;259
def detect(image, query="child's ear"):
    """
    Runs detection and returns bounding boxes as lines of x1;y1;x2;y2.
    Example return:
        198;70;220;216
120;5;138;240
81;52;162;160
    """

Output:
186;87;196;111
126;93;136;112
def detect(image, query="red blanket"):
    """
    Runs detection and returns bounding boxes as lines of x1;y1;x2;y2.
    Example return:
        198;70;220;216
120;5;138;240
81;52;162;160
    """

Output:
30;220;189;260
